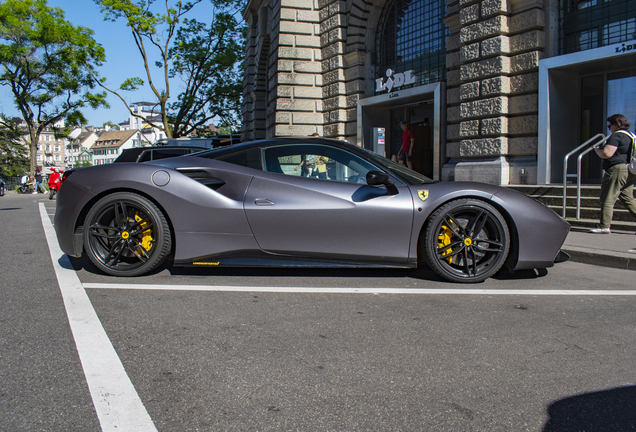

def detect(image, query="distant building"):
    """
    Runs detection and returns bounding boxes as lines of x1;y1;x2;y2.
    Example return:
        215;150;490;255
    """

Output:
21;123;67;173
91;130;139;165
66;126;98;168
119;102;166;146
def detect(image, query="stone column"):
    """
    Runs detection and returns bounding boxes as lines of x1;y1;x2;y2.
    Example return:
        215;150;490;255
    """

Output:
319;0;370;144
275;0;324;136
444;0;545;185
242;0;323;140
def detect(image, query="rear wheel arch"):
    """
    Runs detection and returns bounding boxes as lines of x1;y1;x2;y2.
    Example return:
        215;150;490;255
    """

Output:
74;188;176;258
82;191;173;276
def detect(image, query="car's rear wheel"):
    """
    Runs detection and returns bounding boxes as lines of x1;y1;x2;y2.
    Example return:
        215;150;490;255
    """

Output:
84;192;171;276
423;199;509;283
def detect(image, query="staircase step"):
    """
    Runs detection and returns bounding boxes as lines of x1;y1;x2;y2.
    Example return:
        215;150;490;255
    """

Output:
529;195;630;209
560;217;636;232
508;184;603;198
546;206;635;222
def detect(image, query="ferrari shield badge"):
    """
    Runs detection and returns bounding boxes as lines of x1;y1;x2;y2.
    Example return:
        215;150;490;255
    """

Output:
417;190;429;202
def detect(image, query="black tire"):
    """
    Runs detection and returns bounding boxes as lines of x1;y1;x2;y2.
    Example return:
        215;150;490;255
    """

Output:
84;192;172;276
423;198;510;283
49;189;55;200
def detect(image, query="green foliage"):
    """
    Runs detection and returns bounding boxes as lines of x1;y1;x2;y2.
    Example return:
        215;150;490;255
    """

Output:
0;0;109;173
0;117;30;177
74;160;92;168
103;121;120;130
167;3;246;137
95;0;246;138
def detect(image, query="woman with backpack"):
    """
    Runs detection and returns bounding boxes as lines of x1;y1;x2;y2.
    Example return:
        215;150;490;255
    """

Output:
589;114;636;234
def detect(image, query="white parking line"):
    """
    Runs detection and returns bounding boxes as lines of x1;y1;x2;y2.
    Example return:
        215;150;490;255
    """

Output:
39;203;157;432
83;283;636;296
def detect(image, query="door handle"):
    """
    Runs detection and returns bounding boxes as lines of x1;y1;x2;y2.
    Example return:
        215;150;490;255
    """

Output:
254;198;274;206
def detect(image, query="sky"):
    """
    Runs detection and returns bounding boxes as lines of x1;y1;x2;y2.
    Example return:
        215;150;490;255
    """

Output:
1;0;219;127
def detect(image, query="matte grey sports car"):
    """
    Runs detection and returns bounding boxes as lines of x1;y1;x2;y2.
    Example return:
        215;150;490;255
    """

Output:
54;137;570;283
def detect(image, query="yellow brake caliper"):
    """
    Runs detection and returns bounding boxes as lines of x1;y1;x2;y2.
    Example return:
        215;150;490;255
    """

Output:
135;212;154;252
437;219;455;264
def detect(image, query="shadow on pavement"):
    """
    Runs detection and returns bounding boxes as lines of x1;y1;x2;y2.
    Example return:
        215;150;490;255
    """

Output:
543;385;636;431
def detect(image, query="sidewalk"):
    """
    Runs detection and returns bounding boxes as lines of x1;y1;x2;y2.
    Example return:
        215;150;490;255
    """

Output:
561;227;636;271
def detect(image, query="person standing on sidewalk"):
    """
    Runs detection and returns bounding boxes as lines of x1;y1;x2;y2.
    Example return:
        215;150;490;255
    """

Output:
589;114;636;234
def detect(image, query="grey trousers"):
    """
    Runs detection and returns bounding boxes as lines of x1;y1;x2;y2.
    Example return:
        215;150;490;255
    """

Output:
599;164;636;229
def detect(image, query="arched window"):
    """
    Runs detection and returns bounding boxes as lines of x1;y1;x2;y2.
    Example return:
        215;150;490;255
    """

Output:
376;0;447;87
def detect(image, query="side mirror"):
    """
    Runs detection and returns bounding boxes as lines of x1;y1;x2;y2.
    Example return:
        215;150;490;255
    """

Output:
366;170;398;195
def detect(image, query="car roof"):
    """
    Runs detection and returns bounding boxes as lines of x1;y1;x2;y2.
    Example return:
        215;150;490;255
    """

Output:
194;137;360;158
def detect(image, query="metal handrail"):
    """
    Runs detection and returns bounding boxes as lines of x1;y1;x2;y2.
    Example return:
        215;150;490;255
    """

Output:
562;134;609;218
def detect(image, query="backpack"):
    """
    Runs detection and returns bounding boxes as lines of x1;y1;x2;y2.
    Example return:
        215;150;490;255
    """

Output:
615;130;636;175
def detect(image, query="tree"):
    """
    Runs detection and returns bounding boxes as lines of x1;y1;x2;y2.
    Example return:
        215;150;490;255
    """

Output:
0;0;108;174
94;0;245;138
103;120;120;130
168;8;245;137
74;160;92;168
0;116;30;177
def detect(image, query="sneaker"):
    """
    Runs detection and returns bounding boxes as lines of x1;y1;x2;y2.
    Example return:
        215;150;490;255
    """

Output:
31;191;36;194
589;227;611;234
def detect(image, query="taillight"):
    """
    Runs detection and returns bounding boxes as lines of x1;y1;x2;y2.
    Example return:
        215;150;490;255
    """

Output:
62;169;76;182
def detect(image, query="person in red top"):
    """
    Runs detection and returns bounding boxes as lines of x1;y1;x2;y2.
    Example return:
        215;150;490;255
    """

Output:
398;120;414;169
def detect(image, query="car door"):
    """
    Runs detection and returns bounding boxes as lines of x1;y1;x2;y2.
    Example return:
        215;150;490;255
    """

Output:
243;144;415;264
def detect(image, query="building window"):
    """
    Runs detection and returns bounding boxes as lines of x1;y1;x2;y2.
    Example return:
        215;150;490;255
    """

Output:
560;0;636;54
375;0;447;87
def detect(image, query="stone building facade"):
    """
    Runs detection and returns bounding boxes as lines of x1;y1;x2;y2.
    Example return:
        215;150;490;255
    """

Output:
443;0;547;184
242;0;636;185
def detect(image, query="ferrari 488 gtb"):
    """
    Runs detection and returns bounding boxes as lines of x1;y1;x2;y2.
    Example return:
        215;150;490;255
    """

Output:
54;137;570;283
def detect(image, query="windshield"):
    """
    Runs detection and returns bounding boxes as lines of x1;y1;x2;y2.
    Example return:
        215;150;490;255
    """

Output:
360;147;435;185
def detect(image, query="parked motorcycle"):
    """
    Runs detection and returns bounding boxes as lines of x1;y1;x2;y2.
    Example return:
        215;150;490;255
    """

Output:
48;169;62;200
17;183;32;194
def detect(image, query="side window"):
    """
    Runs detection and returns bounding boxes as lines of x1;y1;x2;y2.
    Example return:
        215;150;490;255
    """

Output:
216;148;262;170
263;144;378;183
151;149;189;160
138;151;152;162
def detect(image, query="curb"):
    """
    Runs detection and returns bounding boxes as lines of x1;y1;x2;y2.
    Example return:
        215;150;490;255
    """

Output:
561;246;636;271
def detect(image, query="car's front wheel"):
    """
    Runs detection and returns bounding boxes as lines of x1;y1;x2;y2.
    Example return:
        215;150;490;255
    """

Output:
84;192;171;276
423;199;510;283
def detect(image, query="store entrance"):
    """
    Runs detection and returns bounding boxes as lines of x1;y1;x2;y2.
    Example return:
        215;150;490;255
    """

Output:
542;52;636;184
580;70;636;183
388;107;434;178
357;82;442;180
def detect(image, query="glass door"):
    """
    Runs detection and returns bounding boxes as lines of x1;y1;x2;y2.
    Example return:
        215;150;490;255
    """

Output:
607;69;636;133
580;75;604;183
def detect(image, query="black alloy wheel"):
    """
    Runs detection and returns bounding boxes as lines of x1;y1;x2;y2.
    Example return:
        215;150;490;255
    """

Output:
424;199;510;283
84;192;172;276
